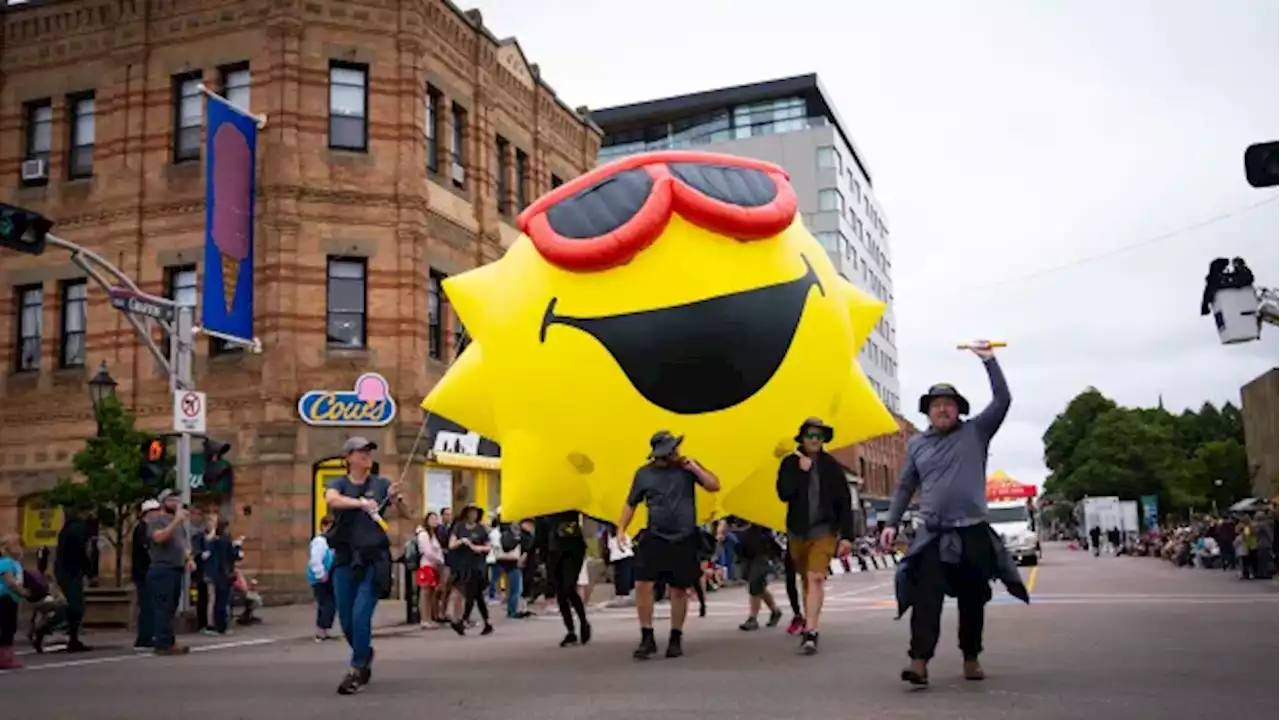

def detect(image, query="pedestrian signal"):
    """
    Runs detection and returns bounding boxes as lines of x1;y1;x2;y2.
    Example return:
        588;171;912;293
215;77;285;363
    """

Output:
140;437;170;489
0;203;52;255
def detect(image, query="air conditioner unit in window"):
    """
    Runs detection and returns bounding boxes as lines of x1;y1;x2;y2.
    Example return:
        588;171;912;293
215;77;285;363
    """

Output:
20;158;48;181
451;161;465;184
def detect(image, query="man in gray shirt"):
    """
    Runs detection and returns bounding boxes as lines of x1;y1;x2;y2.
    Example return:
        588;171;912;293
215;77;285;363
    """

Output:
620;430;720;660
880;340;1027;686
146;489;191;655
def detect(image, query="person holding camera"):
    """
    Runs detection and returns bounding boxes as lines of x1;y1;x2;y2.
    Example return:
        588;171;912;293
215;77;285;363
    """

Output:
146;489;191;656
619;431;721;660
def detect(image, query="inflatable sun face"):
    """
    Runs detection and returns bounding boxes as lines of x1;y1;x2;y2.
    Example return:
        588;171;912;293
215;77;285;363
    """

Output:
422;151;896;531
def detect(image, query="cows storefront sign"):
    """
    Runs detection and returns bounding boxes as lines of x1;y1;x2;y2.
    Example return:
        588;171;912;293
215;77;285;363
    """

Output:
298;373;397;427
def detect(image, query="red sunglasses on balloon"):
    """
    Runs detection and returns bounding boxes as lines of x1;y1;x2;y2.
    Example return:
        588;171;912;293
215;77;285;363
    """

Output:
516;151;799;272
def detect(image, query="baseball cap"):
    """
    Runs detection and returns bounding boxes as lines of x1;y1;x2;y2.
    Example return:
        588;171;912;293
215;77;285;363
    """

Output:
157;488;178;503
342;436;378;455
140;499;161;512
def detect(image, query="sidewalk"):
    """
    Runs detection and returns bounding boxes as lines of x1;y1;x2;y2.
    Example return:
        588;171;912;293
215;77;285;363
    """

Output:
23;601;416;656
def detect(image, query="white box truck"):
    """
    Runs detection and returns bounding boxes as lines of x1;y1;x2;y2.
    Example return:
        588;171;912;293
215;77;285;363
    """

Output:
988;499;1040;566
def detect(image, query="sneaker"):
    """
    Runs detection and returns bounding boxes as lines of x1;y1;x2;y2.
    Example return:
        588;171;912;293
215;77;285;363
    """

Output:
766;608;784;628
64;642;93;654
739;617;760;631
580;622;592;645
450;621;466;637
786;616;805;635
799;630;819;655
480;624;494;636
665;639;684;658
559;632;579;647
133;643;155;652
633;637;658;660
337;669;363;695
154;645;190;656
199;628;218;636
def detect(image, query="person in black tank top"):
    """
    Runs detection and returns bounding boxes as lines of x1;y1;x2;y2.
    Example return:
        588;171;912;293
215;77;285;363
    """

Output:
546;510;591;647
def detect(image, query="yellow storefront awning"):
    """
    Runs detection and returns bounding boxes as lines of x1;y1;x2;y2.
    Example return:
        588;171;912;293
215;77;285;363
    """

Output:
429;452;500;471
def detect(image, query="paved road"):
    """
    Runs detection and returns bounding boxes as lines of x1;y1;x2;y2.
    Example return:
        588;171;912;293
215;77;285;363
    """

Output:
3;545;1275;719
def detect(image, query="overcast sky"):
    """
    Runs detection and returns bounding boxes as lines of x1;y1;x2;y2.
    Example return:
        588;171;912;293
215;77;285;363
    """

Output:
470;0;1279;487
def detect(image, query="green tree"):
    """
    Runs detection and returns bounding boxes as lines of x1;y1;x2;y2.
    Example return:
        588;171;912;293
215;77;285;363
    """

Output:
1055;408;1186;503
45;397;173;585
1042;388;1254;518
1185;438;1251;513
1042;388;1116;496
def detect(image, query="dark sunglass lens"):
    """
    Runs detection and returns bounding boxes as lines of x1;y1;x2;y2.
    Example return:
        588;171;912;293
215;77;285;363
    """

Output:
545;168;652;239
669;163;777;207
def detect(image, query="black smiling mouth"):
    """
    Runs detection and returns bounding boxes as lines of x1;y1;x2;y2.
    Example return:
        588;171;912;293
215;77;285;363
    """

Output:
539;255;824;415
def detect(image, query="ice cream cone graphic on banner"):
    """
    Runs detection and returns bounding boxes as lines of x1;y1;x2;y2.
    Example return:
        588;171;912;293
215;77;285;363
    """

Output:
211;123;252;313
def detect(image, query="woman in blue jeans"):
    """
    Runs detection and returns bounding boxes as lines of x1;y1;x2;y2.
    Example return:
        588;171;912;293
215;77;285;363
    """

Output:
204;518;237;635
323;437;408;695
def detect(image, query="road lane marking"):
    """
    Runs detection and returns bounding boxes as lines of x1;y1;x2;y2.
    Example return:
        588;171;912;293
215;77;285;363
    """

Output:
1026;565;1040;594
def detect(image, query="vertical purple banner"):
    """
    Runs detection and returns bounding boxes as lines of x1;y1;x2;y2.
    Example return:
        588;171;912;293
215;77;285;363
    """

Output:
201;94;257;340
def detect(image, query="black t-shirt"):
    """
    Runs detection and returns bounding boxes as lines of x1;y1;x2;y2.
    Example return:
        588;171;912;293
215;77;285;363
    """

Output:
547;511;586;553
737;524;777;560
130;522;151;583
626;464;698;542
325;474;392;564
447;522;489;571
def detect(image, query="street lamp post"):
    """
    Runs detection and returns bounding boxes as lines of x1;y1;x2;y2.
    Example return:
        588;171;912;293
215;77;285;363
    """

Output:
85;360;116;583
88;360;117;434
1212;479;1224;516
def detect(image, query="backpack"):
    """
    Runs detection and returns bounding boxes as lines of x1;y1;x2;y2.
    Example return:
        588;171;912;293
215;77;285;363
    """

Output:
500;526;519;553
402;535;421;566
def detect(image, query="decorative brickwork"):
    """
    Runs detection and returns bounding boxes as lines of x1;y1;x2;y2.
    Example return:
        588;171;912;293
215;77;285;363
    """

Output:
0;0;599;601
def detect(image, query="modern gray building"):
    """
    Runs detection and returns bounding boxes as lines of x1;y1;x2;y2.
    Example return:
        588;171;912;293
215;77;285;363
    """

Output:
591;74;901;413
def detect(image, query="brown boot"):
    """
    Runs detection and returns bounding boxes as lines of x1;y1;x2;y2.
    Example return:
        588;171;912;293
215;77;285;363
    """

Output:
900;658;929;686
154;645;190;656
963;657;985;681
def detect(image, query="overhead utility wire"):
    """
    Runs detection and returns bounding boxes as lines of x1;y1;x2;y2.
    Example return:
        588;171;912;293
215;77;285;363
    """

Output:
937;195;1279;297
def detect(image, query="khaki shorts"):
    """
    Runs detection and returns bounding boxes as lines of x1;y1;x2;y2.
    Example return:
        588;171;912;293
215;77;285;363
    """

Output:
790;533;838;576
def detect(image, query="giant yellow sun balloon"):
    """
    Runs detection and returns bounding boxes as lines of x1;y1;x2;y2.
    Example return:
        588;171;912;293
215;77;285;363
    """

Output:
422;151;896;532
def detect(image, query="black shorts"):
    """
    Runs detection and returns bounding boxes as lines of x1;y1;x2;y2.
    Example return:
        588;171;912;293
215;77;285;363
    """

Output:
635;533;700;589
744;556;771;597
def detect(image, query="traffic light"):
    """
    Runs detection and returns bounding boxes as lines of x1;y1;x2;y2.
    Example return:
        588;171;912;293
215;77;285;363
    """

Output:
1244;141;1278;188
0;203;52;255
202;438;234;493
140;436;169;490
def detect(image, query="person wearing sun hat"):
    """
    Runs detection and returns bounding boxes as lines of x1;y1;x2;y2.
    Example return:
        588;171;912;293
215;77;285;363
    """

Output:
619;430;721;660
879;340;1027;687
776;416;855;656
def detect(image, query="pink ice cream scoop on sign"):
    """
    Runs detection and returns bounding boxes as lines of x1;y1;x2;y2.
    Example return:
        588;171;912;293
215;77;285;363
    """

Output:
211;124;252;261
355;374;389;403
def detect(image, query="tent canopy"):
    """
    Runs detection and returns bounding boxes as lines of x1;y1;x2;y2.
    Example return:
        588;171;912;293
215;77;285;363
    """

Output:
986;470;1037;500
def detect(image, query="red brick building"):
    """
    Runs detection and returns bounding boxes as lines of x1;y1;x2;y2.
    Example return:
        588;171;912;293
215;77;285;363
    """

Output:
0;0;599;600
831;413;917;530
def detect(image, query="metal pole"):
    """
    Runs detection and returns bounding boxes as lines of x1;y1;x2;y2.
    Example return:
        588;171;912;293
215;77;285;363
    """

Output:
175;304;195;613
